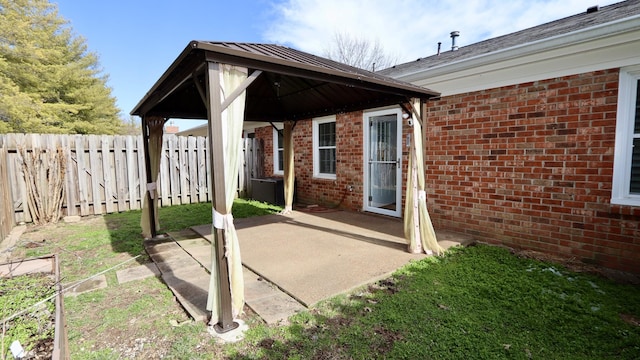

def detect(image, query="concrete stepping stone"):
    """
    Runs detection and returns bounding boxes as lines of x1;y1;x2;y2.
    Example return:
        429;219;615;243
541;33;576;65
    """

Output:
64;275;108;297
243;268;305;325
180;245;212;272
116;263;160;284
161;267;210;322
0;257;53;277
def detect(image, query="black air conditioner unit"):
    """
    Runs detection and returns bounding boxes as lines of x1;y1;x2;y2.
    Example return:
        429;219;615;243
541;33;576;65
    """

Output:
251;177;285;206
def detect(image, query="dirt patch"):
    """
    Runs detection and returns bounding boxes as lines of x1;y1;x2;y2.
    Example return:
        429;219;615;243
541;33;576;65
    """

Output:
371;325;404;354
620;313;640;327
509;248;640;285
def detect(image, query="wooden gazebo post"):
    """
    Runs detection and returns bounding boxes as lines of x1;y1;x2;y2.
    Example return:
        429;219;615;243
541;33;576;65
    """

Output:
205;61;237;333
141;115;165;239
203;61;261;333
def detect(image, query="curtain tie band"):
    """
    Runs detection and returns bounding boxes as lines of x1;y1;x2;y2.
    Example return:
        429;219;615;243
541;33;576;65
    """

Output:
213;209;234;230
147;182;157;199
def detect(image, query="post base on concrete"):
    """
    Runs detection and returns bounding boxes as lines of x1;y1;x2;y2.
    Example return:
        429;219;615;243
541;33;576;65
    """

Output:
207;319;248;343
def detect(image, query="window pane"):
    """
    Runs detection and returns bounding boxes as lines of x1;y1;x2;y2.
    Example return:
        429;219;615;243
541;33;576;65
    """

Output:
631;138;640;194
319;148;336;174
278;149;284;171
319;122;335;147
277;131;283;148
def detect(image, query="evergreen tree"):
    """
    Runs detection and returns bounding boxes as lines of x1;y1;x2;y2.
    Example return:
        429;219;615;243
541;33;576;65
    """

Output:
0;0;123;134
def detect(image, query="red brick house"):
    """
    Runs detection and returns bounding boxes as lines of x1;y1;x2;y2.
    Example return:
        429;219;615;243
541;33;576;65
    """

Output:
247;1;640;273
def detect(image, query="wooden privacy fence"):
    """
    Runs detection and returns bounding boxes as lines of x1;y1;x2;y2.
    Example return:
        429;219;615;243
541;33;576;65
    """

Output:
0;133;263;226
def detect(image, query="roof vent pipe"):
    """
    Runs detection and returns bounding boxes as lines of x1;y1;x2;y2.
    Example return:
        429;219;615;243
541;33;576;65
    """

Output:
586;5;599;14
437;42;442;55
450;31;460;51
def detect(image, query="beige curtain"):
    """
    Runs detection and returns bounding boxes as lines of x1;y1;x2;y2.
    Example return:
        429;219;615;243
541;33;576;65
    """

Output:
404;99;443;255
141;116;165;238
282;120;295;213
207;64;247;323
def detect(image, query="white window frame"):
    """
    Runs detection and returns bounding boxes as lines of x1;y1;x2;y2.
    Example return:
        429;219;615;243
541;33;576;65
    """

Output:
313;115;337;180
272;126;284;176
611;65;640;206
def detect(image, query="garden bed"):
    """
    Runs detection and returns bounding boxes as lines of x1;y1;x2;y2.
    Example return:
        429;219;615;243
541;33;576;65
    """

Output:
0;255;68;359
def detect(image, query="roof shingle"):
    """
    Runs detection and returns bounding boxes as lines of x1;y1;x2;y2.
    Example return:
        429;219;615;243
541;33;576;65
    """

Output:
379;0;640;77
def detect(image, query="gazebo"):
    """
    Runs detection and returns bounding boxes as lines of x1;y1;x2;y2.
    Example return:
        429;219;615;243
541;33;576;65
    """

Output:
131;41;441;334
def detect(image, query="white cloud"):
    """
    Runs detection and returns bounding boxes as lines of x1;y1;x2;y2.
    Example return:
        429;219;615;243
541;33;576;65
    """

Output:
264;0;620;65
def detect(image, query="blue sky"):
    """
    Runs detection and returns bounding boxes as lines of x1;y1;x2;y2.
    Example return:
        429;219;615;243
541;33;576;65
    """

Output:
53;0;618;131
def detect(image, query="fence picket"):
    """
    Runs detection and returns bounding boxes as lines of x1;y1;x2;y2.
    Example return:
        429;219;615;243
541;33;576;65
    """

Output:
60;135;77;216
137;136;148;209
205;136;212;199
74;135;90;216
196;136;207;203
159;136;170;207
125;136;137;210
168;136;179;206
113;136;127;212
178;136;188;205
239;139;247;198
101;135;115;213
88;136;102;215
0;137;14;241
8;134;29;223
188;136;197;201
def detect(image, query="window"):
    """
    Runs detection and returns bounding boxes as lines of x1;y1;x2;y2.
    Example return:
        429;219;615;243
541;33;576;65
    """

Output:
313;115;336;179
612;66;640;206
272;127;283;175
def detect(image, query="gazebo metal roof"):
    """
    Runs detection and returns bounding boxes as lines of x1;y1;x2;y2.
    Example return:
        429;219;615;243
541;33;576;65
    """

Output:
131;41;440;121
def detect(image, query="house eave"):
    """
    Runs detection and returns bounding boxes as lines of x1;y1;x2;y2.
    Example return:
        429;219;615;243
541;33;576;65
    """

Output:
396;14;640;95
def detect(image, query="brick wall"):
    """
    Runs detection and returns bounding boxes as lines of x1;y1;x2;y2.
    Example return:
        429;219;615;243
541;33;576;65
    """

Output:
256;112;364;209
255;110;412;211
425;68;640;273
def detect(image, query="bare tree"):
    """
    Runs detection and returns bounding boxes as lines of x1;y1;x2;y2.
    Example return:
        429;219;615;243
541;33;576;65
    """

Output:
323;32;397;72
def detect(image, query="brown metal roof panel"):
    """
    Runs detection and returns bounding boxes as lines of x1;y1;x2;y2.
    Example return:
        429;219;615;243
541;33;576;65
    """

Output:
195;41;439;96
132;40;440;119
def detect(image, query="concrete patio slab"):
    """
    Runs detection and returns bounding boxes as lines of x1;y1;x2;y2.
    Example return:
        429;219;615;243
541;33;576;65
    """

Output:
149;209;472;325
192;209;472;307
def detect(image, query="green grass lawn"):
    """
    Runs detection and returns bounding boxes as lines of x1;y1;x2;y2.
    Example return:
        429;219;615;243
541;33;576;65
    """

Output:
224;245;640;360
11;201;640;359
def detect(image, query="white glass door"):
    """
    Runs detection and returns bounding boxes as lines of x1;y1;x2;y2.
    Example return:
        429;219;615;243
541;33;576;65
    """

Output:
364;108;402;217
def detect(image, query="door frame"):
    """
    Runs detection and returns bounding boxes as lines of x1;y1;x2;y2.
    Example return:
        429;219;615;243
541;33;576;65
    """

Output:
362;106;403;217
